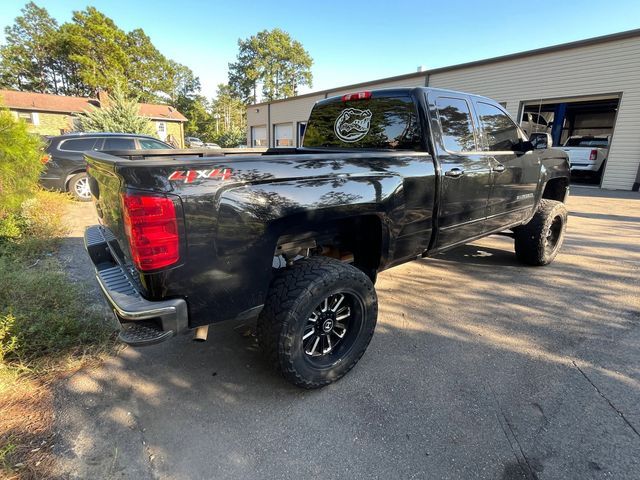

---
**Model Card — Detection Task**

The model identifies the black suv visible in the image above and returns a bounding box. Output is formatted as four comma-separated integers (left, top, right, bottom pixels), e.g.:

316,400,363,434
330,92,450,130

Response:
41,133,173,201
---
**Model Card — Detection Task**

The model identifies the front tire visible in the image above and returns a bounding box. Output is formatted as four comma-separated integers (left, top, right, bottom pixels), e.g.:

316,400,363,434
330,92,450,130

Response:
257,256,378,389
514,199,568,266
67,172,91,202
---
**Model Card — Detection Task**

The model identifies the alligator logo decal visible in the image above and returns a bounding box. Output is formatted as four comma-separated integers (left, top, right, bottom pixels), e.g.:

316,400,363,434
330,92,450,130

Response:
334,108,372,143
168,168,232,184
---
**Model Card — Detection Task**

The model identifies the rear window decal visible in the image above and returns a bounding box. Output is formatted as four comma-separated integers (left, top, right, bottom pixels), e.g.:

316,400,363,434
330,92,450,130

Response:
334,108,372,143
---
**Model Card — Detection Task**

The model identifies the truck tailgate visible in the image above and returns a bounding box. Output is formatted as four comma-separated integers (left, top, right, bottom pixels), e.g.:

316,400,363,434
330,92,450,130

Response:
559,147,590,164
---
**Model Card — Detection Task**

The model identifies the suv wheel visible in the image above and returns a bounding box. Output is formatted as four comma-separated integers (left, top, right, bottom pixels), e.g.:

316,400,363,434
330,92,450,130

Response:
68,172,91,202
257,256,378,389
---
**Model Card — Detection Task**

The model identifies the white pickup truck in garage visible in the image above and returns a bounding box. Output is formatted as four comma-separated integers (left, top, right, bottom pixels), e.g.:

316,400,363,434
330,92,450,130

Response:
560,135,610,178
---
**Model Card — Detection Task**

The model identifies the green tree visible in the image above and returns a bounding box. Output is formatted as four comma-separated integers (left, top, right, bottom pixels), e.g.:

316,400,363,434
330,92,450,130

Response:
126,29,174,103
182,95,211,139
210,84,246,134
166,60,201,109
228,28,313,104
0,2,60,93
212,127,246,148
0,3,204,132
76,86,154,135
59,7,129,96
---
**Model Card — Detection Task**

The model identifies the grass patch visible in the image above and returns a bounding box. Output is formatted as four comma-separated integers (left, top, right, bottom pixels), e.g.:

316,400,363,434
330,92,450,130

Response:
0,191,115,369
0,254,115,366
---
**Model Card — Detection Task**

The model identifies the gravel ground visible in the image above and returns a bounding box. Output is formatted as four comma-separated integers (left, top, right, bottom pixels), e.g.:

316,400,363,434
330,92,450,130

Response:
52,187,639,479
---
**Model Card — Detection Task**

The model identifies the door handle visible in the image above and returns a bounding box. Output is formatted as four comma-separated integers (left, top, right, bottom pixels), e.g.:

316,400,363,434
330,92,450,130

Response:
444,167,464,178
493,163,506,173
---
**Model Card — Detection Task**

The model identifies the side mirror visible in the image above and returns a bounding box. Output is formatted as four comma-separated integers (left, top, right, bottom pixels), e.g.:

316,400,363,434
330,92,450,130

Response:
530,132,553,149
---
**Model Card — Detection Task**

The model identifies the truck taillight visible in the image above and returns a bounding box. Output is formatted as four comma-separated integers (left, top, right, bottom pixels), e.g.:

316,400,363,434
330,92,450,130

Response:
121,193,180,271
341,91,372,102
589,149,598,161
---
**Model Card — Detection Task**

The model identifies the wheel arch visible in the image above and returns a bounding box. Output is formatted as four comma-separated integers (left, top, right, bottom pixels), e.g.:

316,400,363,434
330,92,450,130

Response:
271,212,389,277
64,169,87,190
541,176,570,203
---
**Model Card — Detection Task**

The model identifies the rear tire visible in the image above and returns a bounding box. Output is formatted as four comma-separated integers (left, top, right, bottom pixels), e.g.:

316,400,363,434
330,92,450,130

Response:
67,172,91,202
514,199,567,266
257,256,378,389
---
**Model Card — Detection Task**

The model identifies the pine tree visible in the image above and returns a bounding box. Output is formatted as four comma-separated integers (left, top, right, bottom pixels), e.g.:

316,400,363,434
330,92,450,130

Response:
76,86,154,135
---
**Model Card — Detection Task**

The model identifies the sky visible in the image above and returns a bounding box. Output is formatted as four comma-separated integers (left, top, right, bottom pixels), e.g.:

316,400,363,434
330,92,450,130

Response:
1,0,639,100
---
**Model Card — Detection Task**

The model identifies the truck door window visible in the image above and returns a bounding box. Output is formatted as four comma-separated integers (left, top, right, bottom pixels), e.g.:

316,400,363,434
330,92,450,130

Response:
434,97,477,152
476,102,521,151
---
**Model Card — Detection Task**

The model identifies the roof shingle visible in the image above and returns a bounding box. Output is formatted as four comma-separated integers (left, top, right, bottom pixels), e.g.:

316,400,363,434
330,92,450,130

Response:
0,89,187,122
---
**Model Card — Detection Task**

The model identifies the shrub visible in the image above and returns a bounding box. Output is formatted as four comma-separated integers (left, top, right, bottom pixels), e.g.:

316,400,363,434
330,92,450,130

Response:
212,127,246,148
18,190,68,239
0,107,44,224
76,85,155,135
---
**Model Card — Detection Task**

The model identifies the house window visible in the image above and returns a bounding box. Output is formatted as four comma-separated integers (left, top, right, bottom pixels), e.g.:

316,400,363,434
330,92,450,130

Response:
17,112,33,124
156,121,167,141
274,123,293,147
251,126,267,147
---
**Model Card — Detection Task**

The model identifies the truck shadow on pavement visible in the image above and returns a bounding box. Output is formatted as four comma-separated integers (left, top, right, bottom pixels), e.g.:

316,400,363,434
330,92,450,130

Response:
52,189,640,480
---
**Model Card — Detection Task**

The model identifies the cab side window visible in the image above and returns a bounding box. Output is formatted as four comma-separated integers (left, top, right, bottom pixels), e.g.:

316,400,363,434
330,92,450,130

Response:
476,102,521,151
435,97,477,152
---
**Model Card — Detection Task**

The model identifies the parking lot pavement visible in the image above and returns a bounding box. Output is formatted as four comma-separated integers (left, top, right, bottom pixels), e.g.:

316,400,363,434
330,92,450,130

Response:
53,187,639,479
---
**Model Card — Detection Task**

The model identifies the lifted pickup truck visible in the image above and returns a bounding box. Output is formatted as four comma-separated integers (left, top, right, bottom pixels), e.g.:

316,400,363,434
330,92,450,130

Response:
84,87,570,388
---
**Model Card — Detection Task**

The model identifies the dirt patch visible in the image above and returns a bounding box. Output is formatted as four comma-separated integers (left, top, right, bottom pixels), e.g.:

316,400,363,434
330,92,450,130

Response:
0,374,58,480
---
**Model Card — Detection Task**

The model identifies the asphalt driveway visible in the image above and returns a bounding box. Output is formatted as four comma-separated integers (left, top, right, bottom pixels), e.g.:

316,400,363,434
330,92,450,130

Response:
53,187,640,479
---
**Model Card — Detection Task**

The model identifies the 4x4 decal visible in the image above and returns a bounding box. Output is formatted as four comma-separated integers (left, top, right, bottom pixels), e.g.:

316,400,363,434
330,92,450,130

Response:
168,168,232,184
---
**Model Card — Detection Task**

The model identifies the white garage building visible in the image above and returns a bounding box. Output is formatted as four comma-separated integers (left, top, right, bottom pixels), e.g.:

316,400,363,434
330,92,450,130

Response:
246,29,640,191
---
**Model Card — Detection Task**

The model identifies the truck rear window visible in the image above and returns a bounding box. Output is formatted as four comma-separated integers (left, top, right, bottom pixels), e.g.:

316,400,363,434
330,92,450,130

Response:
565,137,609,147
303,95,422,150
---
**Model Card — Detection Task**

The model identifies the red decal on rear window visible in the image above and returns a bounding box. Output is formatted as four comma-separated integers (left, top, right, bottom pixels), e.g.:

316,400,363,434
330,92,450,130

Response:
168,168,232,184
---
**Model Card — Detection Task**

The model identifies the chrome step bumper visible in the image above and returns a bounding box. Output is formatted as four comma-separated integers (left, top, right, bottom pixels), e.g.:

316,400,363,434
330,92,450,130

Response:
84,225,188,346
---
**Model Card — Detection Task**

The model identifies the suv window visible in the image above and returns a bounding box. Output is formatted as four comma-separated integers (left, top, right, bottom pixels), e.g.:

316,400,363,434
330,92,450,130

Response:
58,137,99,152
303,95,422,150
139,138,170,149
435,97,477,152
476,102,521,151
102,137,136,150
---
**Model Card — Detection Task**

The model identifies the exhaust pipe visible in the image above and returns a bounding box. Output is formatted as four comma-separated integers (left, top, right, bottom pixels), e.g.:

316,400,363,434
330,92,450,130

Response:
193,325,209,342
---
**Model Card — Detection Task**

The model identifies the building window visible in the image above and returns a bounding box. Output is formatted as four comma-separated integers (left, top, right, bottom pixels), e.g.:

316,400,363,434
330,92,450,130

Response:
274,123,293,147
297,122,307,147
17,112,34,124
251,126,267,147
156,121,167,141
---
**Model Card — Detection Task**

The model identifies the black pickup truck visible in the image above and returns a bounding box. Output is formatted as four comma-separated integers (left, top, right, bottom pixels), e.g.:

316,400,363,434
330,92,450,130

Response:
84,87,570,388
